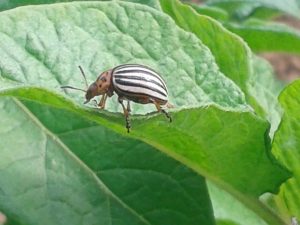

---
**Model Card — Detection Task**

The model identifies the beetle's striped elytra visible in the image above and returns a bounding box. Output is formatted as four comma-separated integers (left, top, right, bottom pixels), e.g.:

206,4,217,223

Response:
112,64,168,105
61,64,173,132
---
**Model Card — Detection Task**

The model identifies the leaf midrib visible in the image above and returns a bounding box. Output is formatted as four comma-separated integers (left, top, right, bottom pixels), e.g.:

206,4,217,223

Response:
12,97,152,225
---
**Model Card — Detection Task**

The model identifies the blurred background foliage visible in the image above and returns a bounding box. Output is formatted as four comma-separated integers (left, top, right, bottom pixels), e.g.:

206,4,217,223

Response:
185,0,300,81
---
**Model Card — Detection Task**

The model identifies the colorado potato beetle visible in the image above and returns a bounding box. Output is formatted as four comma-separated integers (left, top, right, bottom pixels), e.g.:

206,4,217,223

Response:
62,64,172,132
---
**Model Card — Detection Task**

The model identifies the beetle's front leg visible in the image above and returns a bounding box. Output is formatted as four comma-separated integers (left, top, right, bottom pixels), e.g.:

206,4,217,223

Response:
98,94,108,109
118,97,131,133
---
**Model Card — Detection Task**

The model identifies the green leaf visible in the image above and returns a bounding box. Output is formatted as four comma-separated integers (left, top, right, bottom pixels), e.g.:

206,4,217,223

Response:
0,0,162,11
270,79,300,220
0,0,46,11
188,4,229,21
191,1,300,55
225,19,300,54
248,56,286,137
159,0,253,103
0,87,290,225
208,182,268,225
0,1,247,112
157,0,286,138
205,0,300,20
2,87,290,198
121,0,162,9
0,95,215,225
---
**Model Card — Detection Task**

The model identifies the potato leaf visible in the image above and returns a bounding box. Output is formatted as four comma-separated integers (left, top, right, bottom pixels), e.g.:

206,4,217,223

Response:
271,80,300,220
225,19,300,55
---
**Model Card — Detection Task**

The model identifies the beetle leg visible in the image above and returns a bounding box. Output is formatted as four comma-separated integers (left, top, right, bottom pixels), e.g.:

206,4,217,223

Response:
162,108,172,122
127,100,131,113
152,100,172,122
98,94,107,109
118,97,131,133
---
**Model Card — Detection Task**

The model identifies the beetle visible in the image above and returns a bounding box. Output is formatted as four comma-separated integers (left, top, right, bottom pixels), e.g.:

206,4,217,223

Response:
61,64,172,132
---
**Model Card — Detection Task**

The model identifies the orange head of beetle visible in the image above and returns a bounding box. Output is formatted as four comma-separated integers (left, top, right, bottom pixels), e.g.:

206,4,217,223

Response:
84,70,112,104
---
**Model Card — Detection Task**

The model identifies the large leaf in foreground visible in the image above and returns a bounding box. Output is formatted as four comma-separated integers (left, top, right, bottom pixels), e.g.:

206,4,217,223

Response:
0,87,290,225
0,96,215,225
271,79,300,220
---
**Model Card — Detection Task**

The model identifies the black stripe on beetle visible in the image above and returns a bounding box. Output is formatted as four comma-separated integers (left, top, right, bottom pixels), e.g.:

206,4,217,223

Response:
114,64,168,89
61,64,173,132
114,78,167,97
113,74,166,91
114,69,167,90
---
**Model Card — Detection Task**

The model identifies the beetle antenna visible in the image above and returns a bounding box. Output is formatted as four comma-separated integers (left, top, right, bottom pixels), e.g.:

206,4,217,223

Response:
78,65,89,89
61,85,86,93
